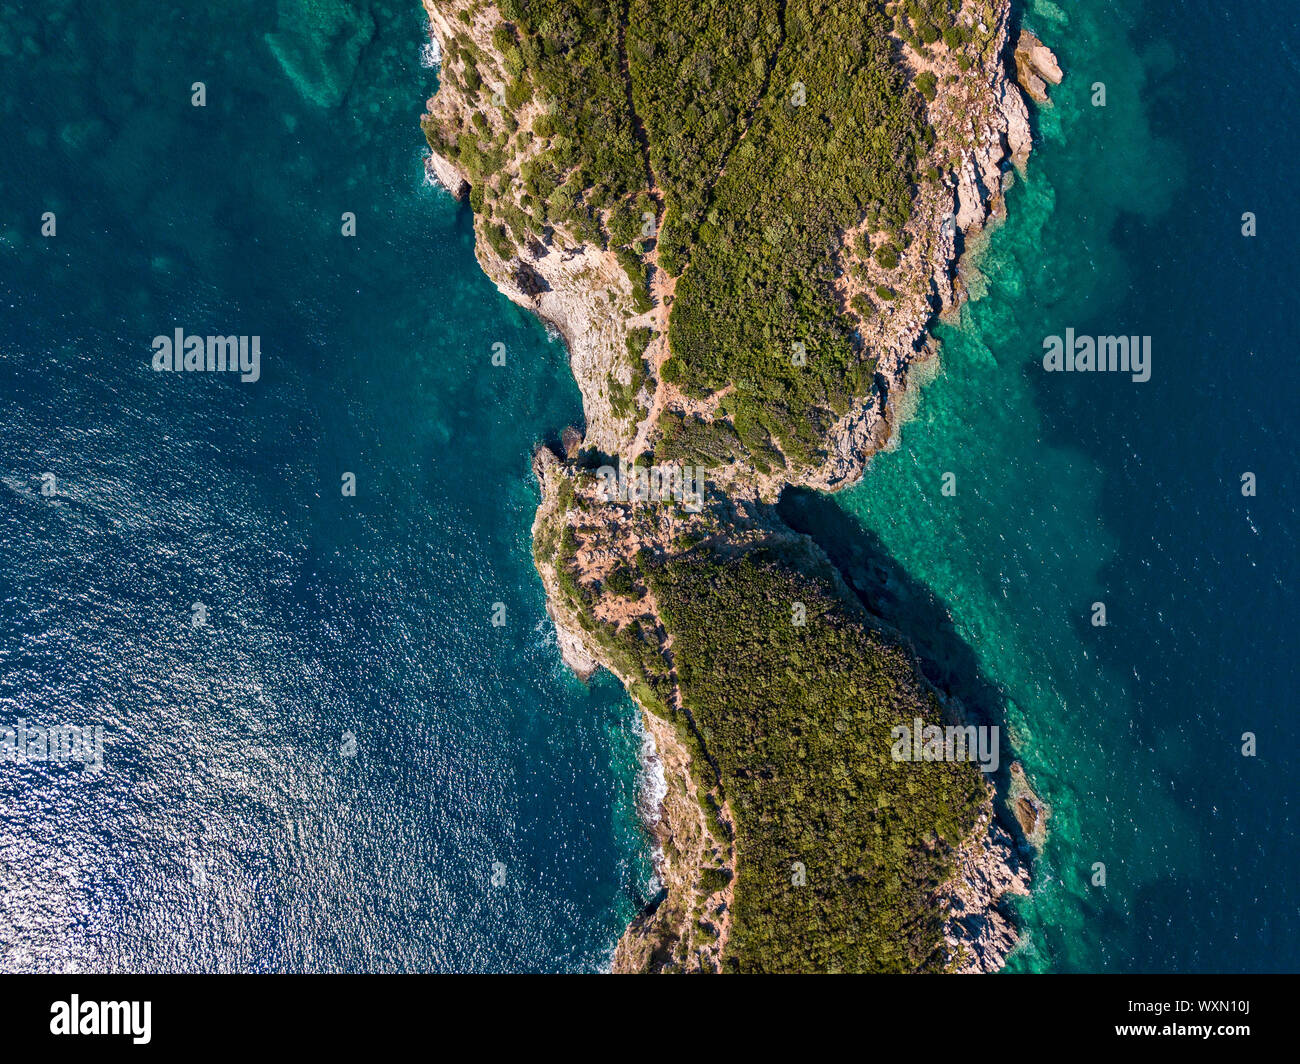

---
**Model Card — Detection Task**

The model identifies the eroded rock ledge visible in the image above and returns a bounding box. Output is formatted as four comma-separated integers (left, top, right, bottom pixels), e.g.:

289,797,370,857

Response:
943,812,1032,972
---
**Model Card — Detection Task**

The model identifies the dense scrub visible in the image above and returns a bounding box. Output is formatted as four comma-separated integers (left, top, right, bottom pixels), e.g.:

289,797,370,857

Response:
643,544,985,971
499,0,645,238
625,0,783,273
665,1,927,469
430,0,933,468
545,500,987,972
453,0,993,971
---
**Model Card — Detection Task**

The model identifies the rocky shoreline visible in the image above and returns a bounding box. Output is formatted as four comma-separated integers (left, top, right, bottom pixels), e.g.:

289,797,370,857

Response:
530,444,738,971
807,0,1035,492
943,810,1032,972
422,0,1059,973
423,0,1047,497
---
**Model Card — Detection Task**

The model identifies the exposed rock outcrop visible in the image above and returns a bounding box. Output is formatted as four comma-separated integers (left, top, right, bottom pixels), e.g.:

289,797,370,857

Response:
611,710,735,974
809,0,1034,491
424,150,468,199
419,0,644,458
943,809,1032,972
531,443,737,971
1009,759,1050,847
1014,29,1064,104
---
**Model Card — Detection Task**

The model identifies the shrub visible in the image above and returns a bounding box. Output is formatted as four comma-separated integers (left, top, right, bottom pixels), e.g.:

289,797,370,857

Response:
603,566,638,597
874,243,900,269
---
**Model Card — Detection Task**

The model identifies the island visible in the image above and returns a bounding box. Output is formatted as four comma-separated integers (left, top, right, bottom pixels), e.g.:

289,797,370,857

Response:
420,0,1057,973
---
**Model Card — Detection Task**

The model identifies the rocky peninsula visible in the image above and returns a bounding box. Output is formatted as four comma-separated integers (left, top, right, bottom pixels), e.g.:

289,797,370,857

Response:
421,0,1055,972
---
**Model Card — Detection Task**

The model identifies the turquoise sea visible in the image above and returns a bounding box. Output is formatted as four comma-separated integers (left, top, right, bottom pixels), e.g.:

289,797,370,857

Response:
787,0,1299,971
0,0,1295,971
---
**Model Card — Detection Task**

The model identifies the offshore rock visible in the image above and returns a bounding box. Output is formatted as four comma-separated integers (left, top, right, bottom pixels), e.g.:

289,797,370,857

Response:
1014,29,1064,104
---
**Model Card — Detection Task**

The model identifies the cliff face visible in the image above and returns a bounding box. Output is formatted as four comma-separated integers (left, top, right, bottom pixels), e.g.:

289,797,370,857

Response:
420,0,646,459
423,0,1059,973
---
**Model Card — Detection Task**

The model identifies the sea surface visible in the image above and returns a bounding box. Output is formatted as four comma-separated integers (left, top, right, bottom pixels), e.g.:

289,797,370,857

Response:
0,0,651,972
0,0,1295,972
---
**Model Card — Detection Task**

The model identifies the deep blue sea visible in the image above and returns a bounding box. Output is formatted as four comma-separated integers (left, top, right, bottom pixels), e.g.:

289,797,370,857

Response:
1,0,1295,972
0,0,651,972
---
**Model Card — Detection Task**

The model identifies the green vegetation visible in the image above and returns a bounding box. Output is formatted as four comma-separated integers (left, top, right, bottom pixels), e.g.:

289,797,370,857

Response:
615,246,654,313
644,543,985,971
661,1,928,470
625,0,783,274
609,325,653,420
603,564,639,597
894,0,966,54
547,519,986,972
430,1,938,473
654,409,743,467
448,1,997,971
626,325,653,362
498,0,645,239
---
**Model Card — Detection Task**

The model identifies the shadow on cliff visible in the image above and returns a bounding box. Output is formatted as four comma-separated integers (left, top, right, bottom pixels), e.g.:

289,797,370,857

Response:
775,485,1031,850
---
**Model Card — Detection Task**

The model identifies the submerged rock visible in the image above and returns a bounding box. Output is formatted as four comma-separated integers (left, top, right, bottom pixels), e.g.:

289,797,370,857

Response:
1009,760,1050,847
265,0,375,109
560,426,583,459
